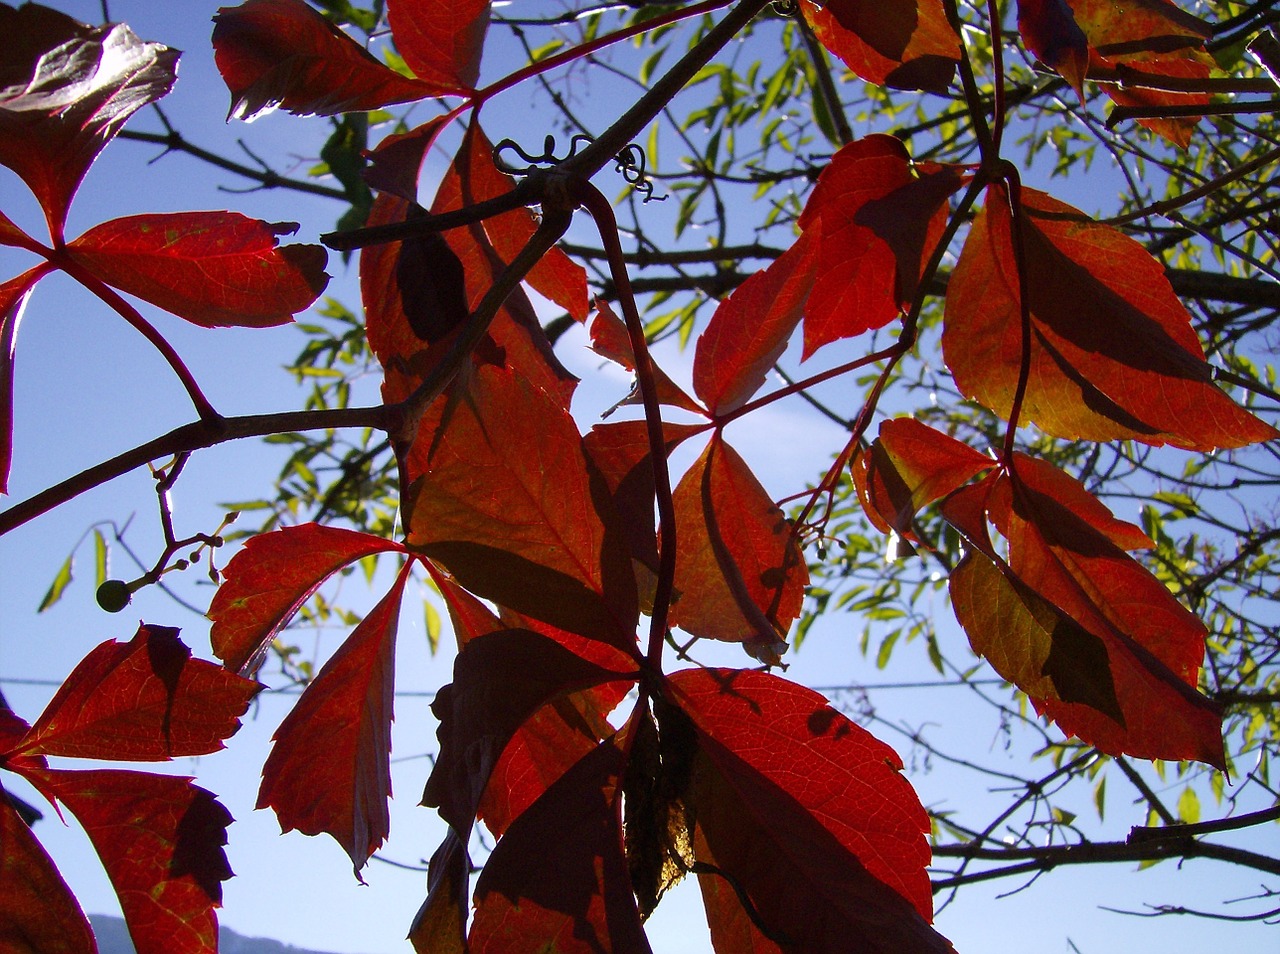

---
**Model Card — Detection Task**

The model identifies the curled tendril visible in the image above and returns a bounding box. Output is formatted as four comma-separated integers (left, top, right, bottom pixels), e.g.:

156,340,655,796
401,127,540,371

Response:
493,134,594,174
771,0,800,16
614,144,666,203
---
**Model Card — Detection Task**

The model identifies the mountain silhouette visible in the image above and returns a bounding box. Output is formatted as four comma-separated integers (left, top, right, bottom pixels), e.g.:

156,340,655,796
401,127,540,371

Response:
88,915,373,954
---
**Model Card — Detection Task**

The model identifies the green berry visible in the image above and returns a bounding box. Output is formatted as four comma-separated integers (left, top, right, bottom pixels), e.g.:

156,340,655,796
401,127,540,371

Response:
96,579,132,613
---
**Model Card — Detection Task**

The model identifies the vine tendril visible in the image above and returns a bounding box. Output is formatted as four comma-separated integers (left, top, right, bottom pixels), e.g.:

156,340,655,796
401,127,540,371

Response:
492,135,666,202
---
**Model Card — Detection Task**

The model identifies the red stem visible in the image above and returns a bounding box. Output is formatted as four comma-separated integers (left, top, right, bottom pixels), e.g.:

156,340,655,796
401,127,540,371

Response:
986,0,1006,152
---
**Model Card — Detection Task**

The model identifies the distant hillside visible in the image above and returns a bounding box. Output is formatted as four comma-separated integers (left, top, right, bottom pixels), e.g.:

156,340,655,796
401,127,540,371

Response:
88,915,372,954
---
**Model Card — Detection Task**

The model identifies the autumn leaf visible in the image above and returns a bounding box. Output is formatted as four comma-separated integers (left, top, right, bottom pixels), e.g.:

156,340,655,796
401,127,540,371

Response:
692,228,816,414
257,563,411,877
943,183,1279,450
408,832,469,954
797,135,963,358
852,417,994,540
14,625,259,762
422,627,636,837
212,0,447,122
1016,0,1091,93
0,795,97,954
589,300,704,415
404,362,638,646
668,668,952,953
803,0,960,93
21,767,233,954
670,435,808,656
67,212,328,328
363,115,449,202
468,735,653,954
0,4,178,235
943,459,1225,767
444,121,589,324
0,266,45,494
386,0,491,91
207,523,405,674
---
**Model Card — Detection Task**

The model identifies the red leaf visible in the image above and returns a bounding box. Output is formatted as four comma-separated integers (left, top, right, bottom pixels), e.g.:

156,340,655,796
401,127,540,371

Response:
943,461,1225,766
1073,0,1212,146
257,563,410,876
1016,0,1090,93
23,768,233,954
0,5,178,235
468,735,653,954
212,0,446,122
803,0,960,93
67,213,328,328
943,184,1279,450
404,362,638,646
14,625,259,762
669,669,952,952
692,228,816,414
445,122,589,324
387,0,491,91
0,796,97,954
670,435,808,656
363,115,449,202
422,627,636,836
796,136,963,358
0,266,44,494
584,419,705,589
208,523,404,674
589,300,704,415
852,417,994,540
694,824,781,954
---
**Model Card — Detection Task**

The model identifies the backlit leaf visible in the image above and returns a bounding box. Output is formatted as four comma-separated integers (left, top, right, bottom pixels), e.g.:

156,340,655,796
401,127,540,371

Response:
796,136,963,358
422,626,636,836
1016,0,1090,93
589,300,704,414
0,797,97,954
68,212,328,328
408,832,469,954
669,668,951,952
803,0,960,93
16,624,260,762
852,417,994,540
943,184,1279,450
363,115,449,202
0,266,42,494
468,735,653,954
386,0,491,91
944,462,1225,767
212,0,446,122
404,362,638,646
37,553,73,612
670,435,808,654
22,768,232,954
693,228,816,414
0,4,178,235
208,523,404,674
257,563,411,876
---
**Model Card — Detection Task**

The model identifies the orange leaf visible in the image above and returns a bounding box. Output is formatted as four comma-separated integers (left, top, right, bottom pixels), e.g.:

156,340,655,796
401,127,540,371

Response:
944,461,1225,767
944,184,1278,449
257,564,411,876
802,0,960,93
405,363,638,646
670,436,808,655
386,0,490,90
852,417,994,540
589,300,704,414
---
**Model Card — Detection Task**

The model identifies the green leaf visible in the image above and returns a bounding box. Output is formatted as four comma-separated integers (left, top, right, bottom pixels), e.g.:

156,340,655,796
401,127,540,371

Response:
93,529,108,587
38,553,74,612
